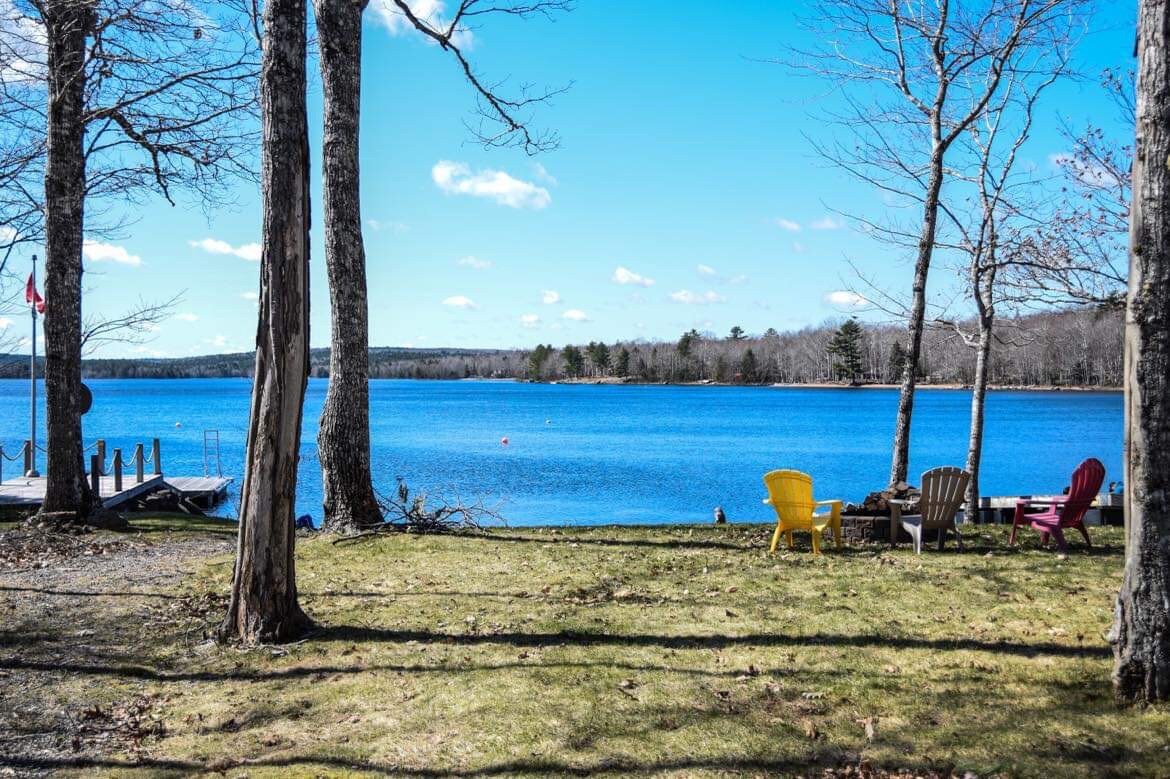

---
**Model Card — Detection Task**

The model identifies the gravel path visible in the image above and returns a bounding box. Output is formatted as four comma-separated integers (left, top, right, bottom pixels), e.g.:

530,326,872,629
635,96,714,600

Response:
0,527,232,776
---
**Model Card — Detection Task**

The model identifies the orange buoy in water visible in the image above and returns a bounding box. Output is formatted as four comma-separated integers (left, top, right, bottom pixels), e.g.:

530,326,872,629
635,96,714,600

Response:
500,437,509,446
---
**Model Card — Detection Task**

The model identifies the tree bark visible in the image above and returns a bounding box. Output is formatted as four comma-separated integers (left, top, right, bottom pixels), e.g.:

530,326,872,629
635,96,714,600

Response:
220,0,313,645
1111,0,1170,705
39,0,94,520
314,0,382,533
889,153,945,486
964,317,993,518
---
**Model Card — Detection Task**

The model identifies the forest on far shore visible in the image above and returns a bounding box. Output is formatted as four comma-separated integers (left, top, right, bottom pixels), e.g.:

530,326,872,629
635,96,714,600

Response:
1,305,1121,388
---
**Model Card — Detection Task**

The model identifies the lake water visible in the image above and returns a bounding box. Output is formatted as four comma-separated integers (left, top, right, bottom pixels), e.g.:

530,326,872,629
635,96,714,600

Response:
0,378,1123,526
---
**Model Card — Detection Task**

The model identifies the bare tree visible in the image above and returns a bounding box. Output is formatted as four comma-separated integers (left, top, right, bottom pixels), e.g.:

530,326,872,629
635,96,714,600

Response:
312,0,568,532
312,0,382,533
2,0,260,521
221,0,313,645
80,294,179,354
1006,69,1132,308
795,0,1088,486
1110,0,1170,705
934,61,1065,519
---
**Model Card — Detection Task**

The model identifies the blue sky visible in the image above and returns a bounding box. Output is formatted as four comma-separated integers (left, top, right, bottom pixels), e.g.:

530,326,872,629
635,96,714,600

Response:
9,0,1137,357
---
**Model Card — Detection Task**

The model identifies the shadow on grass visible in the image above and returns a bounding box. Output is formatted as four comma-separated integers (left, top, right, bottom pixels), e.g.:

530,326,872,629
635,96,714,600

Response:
0,753,865,777
311,625,1111,659
467,530,760,552
0,585,181,600
119,515,237,536
0,655,840,684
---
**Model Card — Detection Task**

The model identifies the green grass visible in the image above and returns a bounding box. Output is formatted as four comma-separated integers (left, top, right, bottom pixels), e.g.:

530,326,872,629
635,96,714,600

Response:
18,521,1170,777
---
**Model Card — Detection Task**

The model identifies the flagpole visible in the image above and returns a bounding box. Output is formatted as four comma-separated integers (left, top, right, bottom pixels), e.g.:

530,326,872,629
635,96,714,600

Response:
27,254,39,478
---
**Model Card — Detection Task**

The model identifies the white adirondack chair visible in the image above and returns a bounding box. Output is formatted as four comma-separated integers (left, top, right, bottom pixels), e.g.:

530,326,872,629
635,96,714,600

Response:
889,466,971,553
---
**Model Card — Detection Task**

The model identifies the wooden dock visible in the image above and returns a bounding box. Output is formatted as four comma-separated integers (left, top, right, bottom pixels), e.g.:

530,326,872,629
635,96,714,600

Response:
163,476,233,509
0,474,165,509
1,436,233,513
0,474,233,511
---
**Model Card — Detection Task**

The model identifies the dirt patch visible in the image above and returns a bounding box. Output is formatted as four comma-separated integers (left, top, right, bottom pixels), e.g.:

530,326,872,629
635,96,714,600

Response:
0,526,232,775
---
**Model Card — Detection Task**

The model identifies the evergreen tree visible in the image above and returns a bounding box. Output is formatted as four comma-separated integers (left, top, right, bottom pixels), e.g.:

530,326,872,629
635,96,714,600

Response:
527,344,553,379
887,340,907,382
676,328,699,358
729,325,746,340
585,341,611,375
562,345,584,377
827,318,865,382
738,347,759,383
614,346,631,377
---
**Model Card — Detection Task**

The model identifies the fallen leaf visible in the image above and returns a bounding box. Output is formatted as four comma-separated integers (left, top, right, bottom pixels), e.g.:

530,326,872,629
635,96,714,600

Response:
857,716,876,741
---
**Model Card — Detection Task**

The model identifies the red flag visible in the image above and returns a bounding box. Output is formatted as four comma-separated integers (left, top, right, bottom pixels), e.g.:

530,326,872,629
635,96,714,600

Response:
25,273,44,314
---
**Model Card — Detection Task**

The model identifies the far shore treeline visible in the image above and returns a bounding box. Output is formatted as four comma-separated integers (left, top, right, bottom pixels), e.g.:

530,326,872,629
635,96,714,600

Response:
2,306,1121,387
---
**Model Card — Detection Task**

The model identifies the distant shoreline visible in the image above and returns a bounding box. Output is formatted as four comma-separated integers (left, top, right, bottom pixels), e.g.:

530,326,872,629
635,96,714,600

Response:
546,377,1122,392
0,374,1122,392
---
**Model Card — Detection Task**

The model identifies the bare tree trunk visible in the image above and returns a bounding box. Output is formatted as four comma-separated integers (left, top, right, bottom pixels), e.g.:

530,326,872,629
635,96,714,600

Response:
314,0,381,533
964,319,993,518
1111,0,1170,705
39,1,94,520
221,0,312,645
890,156,944,486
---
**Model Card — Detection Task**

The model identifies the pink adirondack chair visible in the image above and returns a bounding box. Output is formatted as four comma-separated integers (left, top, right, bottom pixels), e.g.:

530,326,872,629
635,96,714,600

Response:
1009,458,1105,554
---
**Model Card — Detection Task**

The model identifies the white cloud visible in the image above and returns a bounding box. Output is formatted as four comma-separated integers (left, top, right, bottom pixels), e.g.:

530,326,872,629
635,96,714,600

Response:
456,255,493,270
612,266,654,287
371,0,472,47
0,316,11,329
562,309,589,322
532,162,558,185
367,218,409,234
206,334,229,348
175,313,199,322
0,3,46,83
670,290,726,305
810,216,843,230
241,291,258,301
190,238,261,262
696,264,717,276
520,313,540,328
541,290,561,305
443,295,477,310
792,242,806,253
774,218,801,232
83,240,142,267
729,274,748,285
432,160,551,209
824,290,868,308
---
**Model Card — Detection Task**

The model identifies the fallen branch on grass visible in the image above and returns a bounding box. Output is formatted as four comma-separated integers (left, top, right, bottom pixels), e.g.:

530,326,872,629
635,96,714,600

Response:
332,480,505,544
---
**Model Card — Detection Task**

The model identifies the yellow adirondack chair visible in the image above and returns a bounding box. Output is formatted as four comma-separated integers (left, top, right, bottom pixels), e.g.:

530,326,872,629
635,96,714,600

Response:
761,470,844,554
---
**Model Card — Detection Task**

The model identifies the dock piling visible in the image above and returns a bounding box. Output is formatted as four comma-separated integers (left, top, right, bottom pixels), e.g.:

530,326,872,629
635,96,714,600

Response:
22,440,31,475
89,455,100,497
112,449,123,493
133,443,144,484
96,440,106,476
151,438,162,476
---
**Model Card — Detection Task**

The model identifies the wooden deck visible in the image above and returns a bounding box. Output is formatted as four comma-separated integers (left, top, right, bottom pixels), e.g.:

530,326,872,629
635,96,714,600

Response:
0,474,166,510
164,476,233,509
0,474,233,511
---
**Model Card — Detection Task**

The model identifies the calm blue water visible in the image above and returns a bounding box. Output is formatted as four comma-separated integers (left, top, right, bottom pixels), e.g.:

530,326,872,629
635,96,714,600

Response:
0,378,1123,526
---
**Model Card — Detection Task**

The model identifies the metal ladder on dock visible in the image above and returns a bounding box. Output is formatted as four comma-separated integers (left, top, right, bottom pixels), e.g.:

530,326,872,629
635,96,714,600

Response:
203,430,222,477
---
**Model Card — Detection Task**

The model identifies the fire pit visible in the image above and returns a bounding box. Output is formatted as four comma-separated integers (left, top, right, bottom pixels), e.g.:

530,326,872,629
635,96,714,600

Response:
839,482,925,544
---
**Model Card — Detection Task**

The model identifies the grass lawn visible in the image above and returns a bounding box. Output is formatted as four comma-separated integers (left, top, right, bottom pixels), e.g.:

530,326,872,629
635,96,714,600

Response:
4,518,1169,777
